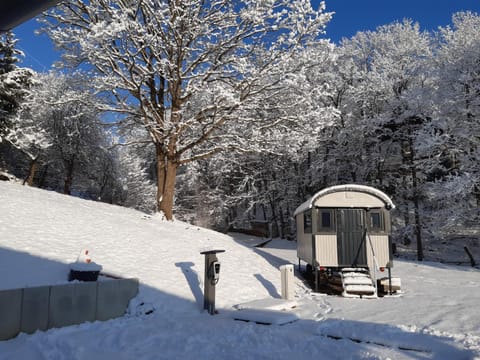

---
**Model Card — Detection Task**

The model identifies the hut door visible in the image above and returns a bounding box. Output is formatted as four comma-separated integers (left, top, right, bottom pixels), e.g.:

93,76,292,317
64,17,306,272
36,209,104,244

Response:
336,209,367,267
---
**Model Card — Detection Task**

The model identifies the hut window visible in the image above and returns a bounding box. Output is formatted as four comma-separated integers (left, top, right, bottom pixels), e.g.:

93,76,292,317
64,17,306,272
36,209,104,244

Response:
304,213,312,233
317,209,335,232
321,211,331,228
368,211,384,232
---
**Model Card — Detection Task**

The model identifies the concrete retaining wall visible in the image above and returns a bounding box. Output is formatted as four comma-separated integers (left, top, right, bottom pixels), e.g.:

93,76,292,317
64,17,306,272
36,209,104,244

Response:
0,278,138,341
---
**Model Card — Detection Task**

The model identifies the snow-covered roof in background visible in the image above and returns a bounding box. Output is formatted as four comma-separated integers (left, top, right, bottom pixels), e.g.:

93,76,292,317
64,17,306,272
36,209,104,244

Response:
294,184,395,216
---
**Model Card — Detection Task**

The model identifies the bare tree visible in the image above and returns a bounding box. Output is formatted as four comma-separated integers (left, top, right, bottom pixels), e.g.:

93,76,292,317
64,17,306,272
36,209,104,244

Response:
42,0,332,219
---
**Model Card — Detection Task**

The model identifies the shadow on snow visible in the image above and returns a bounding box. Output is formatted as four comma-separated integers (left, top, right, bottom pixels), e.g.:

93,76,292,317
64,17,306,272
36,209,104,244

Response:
0,247,475,360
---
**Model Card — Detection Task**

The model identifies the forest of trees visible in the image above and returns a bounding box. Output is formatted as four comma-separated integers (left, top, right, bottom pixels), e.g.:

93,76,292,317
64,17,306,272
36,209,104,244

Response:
0,1,479,260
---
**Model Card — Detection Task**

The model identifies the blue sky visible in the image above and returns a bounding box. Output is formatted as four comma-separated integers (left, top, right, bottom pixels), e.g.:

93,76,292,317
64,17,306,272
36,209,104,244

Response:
322,0,480,41
13,0,480,72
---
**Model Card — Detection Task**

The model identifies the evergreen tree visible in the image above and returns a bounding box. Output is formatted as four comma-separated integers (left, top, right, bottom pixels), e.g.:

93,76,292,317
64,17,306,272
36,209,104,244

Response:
0,31,32,142
0,31,35,175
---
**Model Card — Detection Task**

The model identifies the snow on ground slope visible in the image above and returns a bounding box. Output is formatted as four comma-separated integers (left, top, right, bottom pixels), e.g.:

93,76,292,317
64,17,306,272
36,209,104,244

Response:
0,181,479,359
0,181,284,312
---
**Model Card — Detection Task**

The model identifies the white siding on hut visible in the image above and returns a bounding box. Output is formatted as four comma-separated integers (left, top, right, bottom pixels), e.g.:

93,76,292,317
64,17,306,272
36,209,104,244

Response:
296,214,313,264
366,234,390,269
315,234,338,267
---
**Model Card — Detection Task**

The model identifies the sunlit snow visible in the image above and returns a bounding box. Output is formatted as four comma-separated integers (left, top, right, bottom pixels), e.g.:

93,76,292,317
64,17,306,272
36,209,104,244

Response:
0,181,478,359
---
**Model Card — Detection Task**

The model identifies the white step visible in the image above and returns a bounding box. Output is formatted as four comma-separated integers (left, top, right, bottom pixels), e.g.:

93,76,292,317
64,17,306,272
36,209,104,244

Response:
342,267,369,273
341,268,377,298
344,284,376,294
342,272,370,278
343,276,374,286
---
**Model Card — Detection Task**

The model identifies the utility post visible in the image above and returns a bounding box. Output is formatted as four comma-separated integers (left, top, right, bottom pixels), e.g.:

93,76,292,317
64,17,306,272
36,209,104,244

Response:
200,249,225,315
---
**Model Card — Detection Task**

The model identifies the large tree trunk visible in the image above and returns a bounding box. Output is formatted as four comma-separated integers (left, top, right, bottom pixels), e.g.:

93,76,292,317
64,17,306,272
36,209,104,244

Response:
24,156,39,186
38,164,49,189
156,145,178,220
408,133,424,261
63,157,75,195
413,193,423,261
411,162,424,261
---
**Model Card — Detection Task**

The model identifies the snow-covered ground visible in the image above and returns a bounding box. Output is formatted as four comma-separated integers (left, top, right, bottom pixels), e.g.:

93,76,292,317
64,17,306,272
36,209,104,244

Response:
0,181,478,359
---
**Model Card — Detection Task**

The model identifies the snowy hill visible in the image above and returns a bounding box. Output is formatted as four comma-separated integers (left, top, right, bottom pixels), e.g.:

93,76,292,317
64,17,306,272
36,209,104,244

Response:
0,181,479,359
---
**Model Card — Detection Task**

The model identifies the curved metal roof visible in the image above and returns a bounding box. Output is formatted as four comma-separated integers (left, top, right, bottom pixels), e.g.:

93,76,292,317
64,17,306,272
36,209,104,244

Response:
293,184,395,216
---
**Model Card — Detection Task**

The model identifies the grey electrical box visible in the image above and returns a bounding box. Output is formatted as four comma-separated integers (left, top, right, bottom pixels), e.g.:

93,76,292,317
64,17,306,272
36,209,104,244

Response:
200,249,225,315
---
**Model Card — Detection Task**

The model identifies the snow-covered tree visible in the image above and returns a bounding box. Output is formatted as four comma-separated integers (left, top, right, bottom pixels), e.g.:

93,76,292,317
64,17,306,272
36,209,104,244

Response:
42,0,333,220
34,72,111,195
174,41,338,232
6,70,118,195
0,31,20,136
0,31,34,153
427,11,480,232
118,138,157,213
5,78,50,185
316,21,434,260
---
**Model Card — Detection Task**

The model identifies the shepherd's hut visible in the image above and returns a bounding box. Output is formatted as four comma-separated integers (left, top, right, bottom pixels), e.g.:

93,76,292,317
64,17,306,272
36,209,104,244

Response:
294,184,400,297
